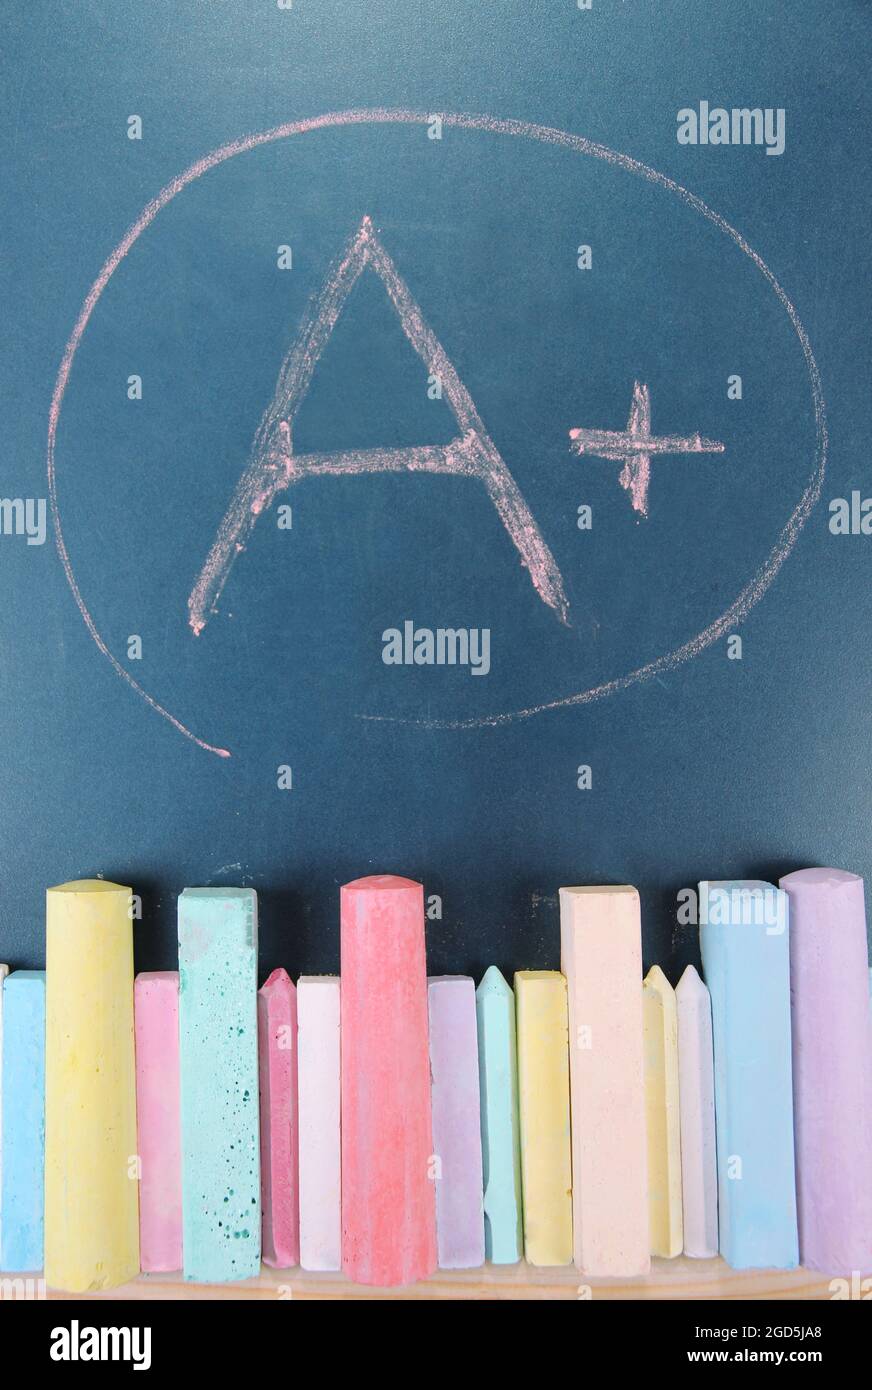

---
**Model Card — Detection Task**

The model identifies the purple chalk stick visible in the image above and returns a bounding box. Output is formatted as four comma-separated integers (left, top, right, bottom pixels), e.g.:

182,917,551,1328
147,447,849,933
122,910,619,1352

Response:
428,977,485,1269
780,867,872,1274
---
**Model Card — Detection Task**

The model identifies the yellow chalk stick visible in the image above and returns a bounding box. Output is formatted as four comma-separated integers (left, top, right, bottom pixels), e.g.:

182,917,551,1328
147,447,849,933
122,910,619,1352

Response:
514,971,573,1266
643,965,683,1258
45,880,140,1291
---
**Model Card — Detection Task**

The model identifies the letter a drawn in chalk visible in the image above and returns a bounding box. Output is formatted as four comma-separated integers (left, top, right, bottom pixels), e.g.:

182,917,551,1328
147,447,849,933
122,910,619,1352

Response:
187,216,569,635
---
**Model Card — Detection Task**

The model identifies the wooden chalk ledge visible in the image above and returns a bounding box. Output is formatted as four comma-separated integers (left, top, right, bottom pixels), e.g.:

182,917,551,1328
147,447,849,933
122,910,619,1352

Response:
43,1258,857,1301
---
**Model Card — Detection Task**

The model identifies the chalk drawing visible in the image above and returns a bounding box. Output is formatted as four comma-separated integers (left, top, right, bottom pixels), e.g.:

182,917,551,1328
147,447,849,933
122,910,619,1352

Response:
570,381,724,519
187,215,569,637
47,110,827,753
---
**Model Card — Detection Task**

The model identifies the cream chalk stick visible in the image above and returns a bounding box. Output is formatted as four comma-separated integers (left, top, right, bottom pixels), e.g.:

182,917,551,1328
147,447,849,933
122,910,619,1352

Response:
559,886,649,1275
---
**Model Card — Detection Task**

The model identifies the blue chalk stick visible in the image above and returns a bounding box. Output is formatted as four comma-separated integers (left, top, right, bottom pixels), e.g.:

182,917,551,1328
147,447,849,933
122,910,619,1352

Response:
475,966,523,1264
0,971,46,1273
699,881,798,1270
178,889,261,1282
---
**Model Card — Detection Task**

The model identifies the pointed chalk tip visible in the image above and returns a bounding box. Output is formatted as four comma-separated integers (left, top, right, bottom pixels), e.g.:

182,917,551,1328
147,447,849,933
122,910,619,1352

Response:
676,963,708,998
259,966,294,995
476,964,512,999
643,963,675,996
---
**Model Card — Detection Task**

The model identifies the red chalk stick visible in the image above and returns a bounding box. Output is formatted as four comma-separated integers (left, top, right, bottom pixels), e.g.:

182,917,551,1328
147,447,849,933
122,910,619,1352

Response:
340,875,437,1286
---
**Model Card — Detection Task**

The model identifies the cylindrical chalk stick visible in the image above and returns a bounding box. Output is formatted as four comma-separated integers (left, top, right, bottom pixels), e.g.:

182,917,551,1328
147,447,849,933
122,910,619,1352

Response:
45,880,140,1291
341,875,436,1286
780,867,872,1273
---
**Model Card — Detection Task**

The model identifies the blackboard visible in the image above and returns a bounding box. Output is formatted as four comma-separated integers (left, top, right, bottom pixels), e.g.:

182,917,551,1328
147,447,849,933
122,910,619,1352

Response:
2,1,870,984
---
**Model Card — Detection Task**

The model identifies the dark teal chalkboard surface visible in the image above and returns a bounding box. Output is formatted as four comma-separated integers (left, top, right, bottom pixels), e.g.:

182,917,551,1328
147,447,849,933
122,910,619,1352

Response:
1,1,870,981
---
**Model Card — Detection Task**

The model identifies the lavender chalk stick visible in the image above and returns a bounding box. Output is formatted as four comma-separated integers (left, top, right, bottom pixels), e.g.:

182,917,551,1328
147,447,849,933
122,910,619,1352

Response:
428,977,485,1268
780,868,872,1273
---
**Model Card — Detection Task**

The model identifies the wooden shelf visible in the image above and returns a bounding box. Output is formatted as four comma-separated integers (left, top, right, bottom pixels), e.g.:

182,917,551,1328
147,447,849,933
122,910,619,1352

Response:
43,1258,852,1301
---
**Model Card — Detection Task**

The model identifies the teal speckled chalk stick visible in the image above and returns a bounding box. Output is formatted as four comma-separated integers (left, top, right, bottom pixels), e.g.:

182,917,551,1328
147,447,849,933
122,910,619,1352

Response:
179,888,261,1282
699,881,798,1271
475,967,523,1264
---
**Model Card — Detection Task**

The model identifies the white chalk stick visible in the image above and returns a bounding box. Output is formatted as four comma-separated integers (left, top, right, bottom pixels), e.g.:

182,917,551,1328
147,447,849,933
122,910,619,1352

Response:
676,965,718,1258
298,976,341,1272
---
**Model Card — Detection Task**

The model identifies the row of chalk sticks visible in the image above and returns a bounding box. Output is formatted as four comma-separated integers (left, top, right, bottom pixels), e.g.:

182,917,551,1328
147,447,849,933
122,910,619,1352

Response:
0,867,871,1289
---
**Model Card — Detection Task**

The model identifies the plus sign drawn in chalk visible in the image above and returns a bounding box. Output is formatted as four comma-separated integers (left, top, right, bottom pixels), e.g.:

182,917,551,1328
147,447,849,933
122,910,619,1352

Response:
569,381,725,518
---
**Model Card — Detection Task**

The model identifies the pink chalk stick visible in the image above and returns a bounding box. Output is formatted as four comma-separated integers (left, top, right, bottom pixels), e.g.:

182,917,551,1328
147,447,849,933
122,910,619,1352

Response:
134,972,183,1273
780,868,872,1273
428,977,485,1268
257,968,299,1269
341,875,437,1286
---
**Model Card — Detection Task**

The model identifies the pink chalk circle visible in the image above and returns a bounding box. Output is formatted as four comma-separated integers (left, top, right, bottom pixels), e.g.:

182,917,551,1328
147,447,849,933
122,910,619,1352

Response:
47,110,827,752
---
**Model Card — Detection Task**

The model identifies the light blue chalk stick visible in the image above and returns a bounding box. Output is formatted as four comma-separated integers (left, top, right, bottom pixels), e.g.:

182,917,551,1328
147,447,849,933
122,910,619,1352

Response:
178,888,260,1282
475,966,523,1264
0,971,45,1273
699,881,798,1270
